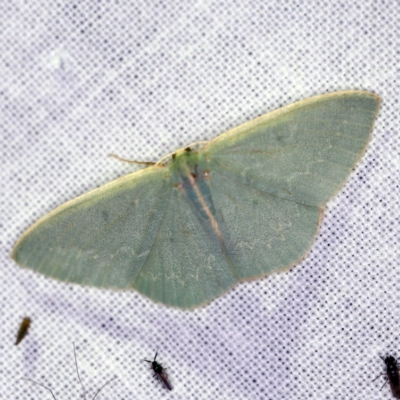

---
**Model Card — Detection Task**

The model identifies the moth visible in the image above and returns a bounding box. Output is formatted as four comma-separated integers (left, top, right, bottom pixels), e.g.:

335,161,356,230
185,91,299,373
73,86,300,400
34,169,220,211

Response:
11,91,380,309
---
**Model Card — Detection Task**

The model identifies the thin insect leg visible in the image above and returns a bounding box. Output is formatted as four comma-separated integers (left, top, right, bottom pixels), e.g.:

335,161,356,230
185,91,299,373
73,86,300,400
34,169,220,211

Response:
22,378,57,400
154,351,158,362
372,372,384,382
73,343,87,400
380,377,389,390
92,376,117,400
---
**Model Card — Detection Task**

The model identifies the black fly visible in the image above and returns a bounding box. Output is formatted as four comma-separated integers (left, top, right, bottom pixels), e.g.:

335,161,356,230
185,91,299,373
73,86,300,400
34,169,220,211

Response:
373,355,400,398
144,351,172,391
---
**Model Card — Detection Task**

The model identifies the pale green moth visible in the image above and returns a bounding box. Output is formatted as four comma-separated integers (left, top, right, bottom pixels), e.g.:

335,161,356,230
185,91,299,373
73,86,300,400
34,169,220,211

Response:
11,91,380,309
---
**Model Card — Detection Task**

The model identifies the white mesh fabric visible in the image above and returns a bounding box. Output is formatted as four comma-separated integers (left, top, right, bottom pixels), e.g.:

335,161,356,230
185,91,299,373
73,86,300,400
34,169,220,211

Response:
2,1,400,399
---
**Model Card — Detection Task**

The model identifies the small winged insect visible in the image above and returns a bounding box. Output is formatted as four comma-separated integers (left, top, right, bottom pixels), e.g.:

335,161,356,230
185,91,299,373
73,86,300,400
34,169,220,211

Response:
144,351,172,391
23,344,116,399
15,317,31,345
373,355,400,398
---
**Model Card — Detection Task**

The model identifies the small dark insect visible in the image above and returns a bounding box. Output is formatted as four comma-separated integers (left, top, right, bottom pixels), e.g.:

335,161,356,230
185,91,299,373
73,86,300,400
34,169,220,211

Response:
373,355,400,398
143,351,172,391
15,317,31,345
23,343,116,399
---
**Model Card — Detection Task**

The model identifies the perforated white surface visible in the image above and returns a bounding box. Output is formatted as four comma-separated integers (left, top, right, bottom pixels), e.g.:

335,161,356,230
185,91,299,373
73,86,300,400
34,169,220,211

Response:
2,1,400,399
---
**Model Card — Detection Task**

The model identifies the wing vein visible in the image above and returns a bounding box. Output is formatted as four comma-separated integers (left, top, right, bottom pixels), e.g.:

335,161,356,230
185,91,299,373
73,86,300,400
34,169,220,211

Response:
181,186,239,282
212,162,326,208
133,186,174,290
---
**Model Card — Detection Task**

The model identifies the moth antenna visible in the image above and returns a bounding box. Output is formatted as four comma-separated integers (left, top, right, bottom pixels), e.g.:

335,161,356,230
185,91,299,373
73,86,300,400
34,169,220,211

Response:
92,376,117,400
109,153,157,166
73,342,87,400
22,378,57,400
